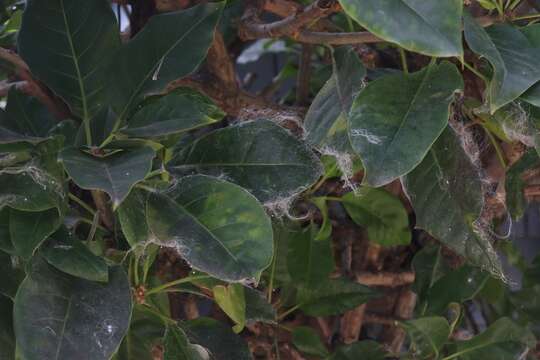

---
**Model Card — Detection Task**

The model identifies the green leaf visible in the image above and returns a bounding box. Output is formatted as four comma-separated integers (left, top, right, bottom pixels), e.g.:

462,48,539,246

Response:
180,317,252,360
292,326,329,358
115,305,165,360
401,127,502,276
18,0,121,142
0,251,24,299
401,317,450,359
59,147,155,209
122,89,225,138
311,197,332,240
411,245,449,304
163,325,206,360
169,120,322,203
298,278,378,316
0,88,55,145
327,340,386,360
424,266,489,315
14,260,132,360
0,295,14,360
146,175,273,282
522,82,540,107
464,14,540,113
287,224,334,288
0,209,11,253
348,61,463,186
244,287,276,324
106,2,224,122
118,189,150,247
41,227,108,282
450,317,535,360
10,207,61,259
213,283,246,333
341,188,411,246
338,0,463,57
304,46,366,152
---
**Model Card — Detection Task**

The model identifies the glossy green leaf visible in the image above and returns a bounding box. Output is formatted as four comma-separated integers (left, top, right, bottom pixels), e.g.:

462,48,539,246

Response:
213,283,246,333
292,326,329,358
424,266,489,315
147,175,273,282
14,260,132,360
287,224,334,288
341,188,411,246
122,89,225,138
401,127,502,276
169,120,322,202
41,227,108,282
10,207,61,259
107,2,224,121
505,149,540,220
181,317,252,360
450,317,535,360
59,147,155,209
401,317,450,359
115,305,165,360
348,62,463,186
18,0,120,134
464,15,540,113
118,189,150,247
304,46,366,152
339,0,463,57
0,251,24,299
298,278,378,316
0,295,14,360
163,325,206,360
327,340,386,360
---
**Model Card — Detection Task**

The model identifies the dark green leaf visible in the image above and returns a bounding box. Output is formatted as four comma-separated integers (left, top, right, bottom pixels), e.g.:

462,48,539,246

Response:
298,278,378,316
107,2,224,121
424,266,489,315
411,245,449,304
181,317,252,360
146,175,273,282
401,317,450,359
402,127,502,276
14,260,132,360
327,340,386,360
59,147,155,209
464,14,540,113
10,207,61,259
115,305,166,360
118,189,150,247
341,188,411,246
18,0,120,134
348,62,463,186
244,287,276,324
292,326,329,358
450,317,535,360
169,120,322,203
0,250,24,299
339,0,463,57
304,46,366,152
287,224,334,288
41,227,108,282
0,295,14,360
123,89,225,138
164,325,206,360
0,209,11,253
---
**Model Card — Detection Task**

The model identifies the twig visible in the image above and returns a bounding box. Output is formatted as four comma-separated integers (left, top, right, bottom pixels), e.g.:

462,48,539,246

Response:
239,0,340,40
355,271,415,287
296,44,312,106
90,190,115,230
